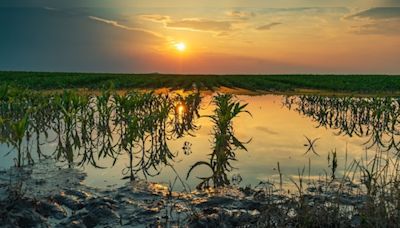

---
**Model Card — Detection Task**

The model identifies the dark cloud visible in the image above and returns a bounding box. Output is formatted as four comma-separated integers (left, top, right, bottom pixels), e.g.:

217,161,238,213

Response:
347,7,400,20
256,22,282,30
0,7,164,72
351,21,400,35
347,7,400,36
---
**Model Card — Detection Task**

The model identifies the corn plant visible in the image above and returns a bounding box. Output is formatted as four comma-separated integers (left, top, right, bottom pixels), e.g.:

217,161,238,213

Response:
0,86,201,181
187,93,250,188
114,91,201,180
9,115,29,167
283,95,400,153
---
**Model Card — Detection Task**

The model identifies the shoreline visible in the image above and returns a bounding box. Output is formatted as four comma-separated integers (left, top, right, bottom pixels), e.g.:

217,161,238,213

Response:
0,159,367,227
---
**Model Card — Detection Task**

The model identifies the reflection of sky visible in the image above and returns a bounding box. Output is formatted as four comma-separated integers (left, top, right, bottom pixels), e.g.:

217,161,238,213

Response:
1,0,400,74
1,95,393,190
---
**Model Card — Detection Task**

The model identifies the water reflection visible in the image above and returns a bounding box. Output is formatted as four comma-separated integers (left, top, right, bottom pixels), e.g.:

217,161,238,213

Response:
1,87,400,190
0,88,201,182
283,95,400,154
303,136,320,155
186,94,250,188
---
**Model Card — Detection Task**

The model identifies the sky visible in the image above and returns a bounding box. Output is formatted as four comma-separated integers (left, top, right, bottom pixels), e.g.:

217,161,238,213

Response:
1,0,400,74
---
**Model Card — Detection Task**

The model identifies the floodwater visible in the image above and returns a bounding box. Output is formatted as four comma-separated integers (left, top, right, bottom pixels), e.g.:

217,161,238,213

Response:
1,94,399,191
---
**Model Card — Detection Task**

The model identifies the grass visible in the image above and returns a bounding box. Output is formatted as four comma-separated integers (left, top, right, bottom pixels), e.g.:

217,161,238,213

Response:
252,146,400,227
1,71,400,94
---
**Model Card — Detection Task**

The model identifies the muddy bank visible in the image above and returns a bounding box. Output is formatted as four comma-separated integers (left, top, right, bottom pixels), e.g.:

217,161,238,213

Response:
0,161,266,227
0,160,370,227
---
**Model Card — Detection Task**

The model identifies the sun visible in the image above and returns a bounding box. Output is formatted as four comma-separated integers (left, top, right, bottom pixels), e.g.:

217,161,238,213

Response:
175,42,186,52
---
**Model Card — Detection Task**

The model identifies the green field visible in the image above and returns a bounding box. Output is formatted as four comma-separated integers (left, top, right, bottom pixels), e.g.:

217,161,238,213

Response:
1,71,400,94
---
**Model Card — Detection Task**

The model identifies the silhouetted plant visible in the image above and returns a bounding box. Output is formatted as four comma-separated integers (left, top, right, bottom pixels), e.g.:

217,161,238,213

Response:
113,91,201,180
0,87,201,180
328,149,338,180
187,93,250,188
9,115,29,167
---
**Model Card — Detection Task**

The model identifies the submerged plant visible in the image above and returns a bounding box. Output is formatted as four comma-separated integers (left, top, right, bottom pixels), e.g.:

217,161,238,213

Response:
187,93,250,188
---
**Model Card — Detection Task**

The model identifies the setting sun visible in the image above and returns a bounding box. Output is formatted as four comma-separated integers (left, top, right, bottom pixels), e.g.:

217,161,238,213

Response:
2,1,400,227
175,42,186,52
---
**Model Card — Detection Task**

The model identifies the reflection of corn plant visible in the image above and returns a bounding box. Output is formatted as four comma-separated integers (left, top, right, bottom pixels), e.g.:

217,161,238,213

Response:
29,96,53,160
115,91,149,180
0,86,37,167
95,89,116,161
53,91,81,167
172,92,201,138
0,87,201,181
114,91,201,181
283,95,400,153
328,149,338,180
187,94,250,188
9,115,29,167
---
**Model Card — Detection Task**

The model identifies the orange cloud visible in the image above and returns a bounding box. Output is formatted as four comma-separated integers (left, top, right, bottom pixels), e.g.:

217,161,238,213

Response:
139,14,170,23
89,16,163,38
166,19,234,32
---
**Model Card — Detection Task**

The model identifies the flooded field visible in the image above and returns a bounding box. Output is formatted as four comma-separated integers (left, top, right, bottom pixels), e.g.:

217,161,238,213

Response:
1,87,399,226
73,94,399,191
1,89,399,190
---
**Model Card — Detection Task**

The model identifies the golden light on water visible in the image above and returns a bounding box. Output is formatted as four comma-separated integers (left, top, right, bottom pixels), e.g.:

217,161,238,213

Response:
176,103,186,123
177,104,185,115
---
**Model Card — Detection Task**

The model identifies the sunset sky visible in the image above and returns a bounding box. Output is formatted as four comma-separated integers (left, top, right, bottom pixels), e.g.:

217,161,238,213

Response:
1,0,400,74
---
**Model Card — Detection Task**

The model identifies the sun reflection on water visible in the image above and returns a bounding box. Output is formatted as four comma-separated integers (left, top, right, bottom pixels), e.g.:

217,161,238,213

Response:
176,103,186,123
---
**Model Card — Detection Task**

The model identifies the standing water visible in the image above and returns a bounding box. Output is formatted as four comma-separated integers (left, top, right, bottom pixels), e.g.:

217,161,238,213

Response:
1,90,398,191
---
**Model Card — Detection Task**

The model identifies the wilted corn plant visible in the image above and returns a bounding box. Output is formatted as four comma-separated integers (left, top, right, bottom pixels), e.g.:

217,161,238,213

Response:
0,86,201,178
114,91,201,181
0,86,35,167
0,87,108,168
9,115,29,167
28,93,56,160
145,91,201,174
52,91,85,167
171,92,201,138
187,93,250,188
283,95,400,152
115,91,154,180
95,89,117,163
